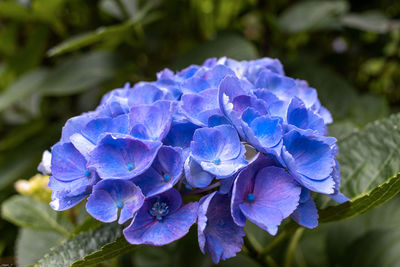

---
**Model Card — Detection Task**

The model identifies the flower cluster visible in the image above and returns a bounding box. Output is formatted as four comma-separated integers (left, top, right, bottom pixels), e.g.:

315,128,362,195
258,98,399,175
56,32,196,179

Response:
39,57,348,263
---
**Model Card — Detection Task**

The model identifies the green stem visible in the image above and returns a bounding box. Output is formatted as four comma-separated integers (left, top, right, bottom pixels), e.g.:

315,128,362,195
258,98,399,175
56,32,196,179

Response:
259,221,299,258
284,227,304,267
245,231,263,254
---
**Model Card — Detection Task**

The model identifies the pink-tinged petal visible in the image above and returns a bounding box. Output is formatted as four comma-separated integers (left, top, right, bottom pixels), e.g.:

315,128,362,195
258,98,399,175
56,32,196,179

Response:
239,166,301,235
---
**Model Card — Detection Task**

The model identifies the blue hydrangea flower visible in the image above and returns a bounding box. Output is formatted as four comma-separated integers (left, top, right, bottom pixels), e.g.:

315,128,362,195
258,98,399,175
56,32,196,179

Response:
134,146,183,197
88,134,161,179
231,153,302,235
198,192,245,264
123,189,198,246
43,56,347,263
189,125,247,178
86,179,144,224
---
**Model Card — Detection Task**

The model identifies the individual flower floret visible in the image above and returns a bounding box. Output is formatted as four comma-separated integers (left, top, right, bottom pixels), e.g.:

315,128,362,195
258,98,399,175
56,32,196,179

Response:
180,89,221,127
231,153,301,235
198,192,245,264
49,142,98,210
281,130,337,194
189,125,248,178
123,188,198,246
88,134,161,179
129,101,174,141
86,179,144,224
134,146,183,197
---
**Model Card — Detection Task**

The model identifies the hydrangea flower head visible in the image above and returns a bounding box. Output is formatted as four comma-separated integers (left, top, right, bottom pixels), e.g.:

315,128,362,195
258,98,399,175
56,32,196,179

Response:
40,56,348,263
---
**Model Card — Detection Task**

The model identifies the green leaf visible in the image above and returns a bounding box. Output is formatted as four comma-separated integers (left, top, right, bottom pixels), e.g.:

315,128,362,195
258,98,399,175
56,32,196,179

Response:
16,228,64,267
278,1,349,33
173,33,259,70
72,216,103,235
319,173,400,222
40,51,120,96
317,113,400,222
1,195,70,236
341,12,400,34
0,1,35,21
338,113,400,198
0,69,48,112
35,223,137,267
47,5,155,57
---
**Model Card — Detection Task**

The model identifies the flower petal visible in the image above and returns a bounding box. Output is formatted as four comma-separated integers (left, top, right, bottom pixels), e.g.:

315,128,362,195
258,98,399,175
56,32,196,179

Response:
88,134,161,179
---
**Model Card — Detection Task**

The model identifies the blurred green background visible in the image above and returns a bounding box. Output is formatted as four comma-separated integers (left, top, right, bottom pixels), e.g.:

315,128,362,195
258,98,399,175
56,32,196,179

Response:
0,0,399,266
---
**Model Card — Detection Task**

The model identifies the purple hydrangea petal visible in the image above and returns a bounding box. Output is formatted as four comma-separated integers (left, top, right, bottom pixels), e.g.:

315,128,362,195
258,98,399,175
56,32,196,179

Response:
181,77,210,94
241,110,283,155
81,114,130,144
287,97,326,135
254,70,296,96
207,114,230,127
49,174,98,211
199,156,247,178
51,142,88,182
50,190,89,211
190,127,226,162
184,157,215,188
245,58,284,83
283,130,336,181
238,166,301,235
129,83,165,106
231,153,279,227
281,147,335,194
123,189,198,246
88,134,161,179
291,189,319,229
86,189,117,222
130,101,174,141
190,125,247,177
60,112,96,143
86,179,145,224
134,146,183,197
38,150,52,175
181,89,221,126
219,176,235,194
69,133,96,160
163,121,200,150
198,192,245,264
329,160,349,203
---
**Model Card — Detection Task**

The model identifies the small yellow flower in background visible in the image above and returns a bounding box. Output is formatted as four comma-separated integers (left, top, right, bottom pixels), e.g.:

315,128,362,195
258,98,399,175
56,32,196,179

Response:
15,174,51,203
